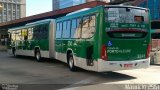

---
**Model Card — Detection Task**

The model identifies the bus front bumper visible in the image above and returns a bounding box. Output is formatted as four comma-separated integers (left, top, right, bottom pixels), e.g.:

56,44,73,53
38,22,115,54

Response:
97,58,150,72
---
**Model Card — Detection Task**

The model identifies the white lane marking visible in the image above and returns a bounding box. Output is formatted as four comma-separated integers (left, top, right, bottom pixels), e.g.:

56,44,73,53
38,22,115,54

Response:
59,77,97,90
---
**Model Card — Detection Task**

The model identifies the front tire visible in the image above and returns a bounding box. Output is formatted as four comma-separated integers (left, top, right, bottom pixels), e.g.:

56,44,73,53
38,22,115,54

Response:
35,50,42,62
68,54,76,71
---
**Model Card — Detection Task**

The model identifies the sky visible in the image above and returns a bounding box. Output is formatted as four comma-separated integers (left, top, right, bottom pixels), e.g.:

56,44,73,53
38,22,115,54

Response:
26,0,52,16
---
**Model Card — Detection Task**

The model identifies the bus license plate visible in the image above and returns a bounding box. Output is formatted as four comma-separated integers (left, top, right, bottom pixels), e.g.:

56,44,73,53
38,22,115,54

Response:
124,64,133,68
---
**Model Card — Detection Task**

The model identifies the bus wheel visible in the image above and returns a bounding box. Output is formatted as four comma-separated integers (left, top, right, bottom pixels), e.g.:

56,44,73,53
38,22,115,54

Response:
35,50,42,62
68,54,76,71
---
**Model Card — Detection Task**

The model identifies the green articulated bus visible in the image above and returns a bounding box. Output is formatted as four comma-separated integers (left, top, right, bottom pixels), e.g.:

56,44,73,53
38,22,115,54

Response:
8,5,151,72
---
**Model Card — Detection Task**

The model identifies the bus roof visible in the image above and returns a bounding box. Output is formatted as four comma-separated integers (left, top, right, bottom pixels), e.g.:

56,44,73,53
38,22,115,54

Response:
9,25,25,31
25,19,53,26
56,5,148,22
66,8,91,16
56,6,102,22
9,19,54,31
105,5,149,10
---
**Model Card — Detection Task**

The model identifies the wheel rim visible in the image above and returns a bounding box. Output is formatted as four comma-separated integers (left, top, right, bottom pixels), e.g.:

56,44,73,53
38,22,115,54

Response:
36,52,40,60
69,57,74,68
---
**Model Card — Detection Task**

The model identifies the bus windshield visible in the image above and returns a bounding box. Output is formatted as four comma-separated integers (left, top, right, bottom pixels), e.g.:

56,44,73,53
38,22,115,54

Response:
105,7,149,24
105,7,149,30
105,7,149,38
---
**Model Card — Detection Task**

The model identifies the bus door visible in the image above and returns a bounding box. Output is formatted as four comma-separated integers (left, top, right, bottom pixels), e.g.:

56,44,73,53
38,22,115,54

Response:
71,17,95,66
81,15,96,66
84,39,94,66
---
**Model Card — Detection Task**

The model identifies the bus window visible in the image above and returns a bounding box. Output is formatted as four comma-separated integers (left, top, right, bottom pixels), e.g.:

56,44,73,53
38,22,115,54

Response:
134,16,144,23
82,15,96,38
71,19,80,38
89,15,96,38
11,31,16,41
106,8,148,23
82,16,90,38
33,26,39,39
62,21,70,38
105,7,149,39
40,24,48,39
32,24,49,40
28,28,33,40
22,29,28,40
66,20,71,38
56,22,62,38
77,18,82,28
76,18,82,38
16,30,22,41
82,16,89,28
90,15,96,27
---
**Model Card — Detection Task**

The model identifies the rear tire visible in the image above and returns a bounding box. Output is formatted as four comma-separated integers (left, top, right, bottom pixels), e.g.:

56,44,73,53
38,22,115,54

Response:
35,50,42,62
68,54,76,71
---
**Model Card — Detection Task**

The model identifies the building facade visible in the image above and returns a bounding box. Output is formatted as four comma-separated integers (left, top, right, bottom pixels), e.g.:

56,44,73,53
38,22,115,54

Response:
134,0,160,21
52,0,109,10
0,0,26,46
109,0,160,21
0,0,26,23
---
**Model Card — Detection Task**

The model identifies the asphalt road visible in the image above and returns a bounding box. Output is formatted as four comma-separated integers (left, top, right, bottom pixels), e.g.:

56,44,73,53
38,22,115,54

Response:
0,51,160,90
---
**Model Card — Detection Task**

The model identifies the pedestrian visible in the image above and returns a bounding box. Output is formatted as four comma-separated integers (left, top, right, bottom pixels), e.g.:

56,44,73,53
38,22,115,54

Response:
1,38,4,46
5,38,7,46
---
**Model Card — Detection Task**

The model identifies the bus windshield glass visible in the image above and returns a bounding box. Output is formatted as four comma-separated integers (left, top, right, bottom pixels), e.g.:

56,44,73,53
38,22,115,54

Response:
105,7,149,31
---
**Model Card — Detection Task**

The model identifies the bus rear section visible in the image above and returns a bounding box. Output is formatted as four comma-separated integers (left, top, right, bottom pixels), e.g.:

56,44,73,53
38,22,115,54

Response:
98,6,150,72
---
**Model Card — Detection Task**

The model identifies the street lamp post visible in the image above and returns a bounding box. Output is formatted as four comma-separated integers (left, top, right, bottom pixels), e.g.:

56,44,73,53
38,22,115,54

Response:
0,4,2,46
